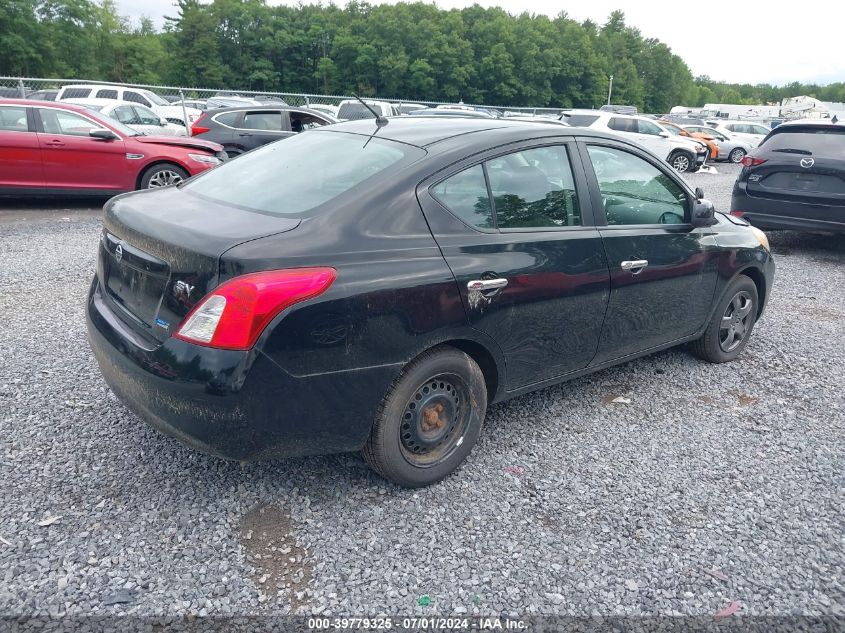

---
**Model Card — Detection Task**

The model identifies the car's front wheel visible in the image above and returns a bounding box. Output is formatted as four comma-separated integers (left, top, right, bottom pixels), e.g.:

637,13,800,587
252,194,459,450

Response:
729,148,747,163
691,275,759,363
141,163,188,189
362,346,487,487
669,151,693,172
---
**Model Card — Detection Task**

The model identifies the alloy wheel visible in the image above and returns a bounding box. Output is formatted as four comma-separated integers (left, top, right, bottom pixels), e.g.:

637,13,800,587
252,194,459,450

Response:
147,169,184,188
730,148,746,163
719,290,754,352
672,155,690,172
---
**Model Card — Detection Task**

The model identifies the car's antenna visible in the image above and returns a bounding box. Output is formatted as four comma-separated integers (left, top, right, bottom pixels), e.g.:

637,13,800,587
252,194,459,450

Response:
352,93,388,127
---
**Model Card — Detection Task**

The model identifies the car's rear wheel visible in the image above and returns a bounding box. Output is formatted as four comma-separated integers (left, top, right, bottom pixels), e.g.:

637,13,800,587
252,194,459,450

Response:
141,163,188,189
729,148,746,163
691,275,758,363
362,346,487,487
669,151,693,172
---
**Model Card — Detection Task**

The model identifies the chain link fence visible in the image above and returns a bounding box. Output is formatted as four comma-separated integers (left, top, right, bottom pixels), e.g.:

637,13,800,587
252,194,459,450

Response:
0,76,566,118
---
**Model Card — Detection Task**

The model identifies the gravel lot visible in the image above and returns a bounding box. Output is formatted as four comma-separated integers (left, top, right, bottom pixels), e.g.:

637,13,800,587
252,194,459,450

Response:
1,163,843,621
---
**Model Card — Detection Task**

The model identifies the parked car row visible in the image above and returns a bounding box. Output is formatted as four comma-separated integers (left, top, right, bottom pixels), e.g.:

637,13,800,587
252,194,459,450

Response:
559,110,709,172
0,99,224,195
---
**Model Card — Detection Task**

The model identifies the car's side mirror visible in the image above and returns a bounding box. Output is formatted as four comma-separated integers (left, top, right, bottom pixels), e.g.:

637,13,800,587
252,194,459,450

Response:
160,118,168,126
691,198,717,227
89,128,119,141
659,131,670,138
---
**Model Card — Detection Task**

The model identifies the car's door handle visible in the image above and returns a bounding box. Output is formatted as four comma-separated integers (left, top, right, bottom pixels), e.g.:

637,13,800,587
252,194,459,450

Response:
467,278,508,291
44,140,65,147
238,133,253,137
621,260,649,273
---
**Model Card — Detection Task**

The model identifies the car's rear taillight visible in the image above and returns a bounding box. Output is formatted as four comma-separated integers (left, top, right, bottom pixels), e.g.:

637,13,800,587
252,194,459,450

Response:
730,210,745,217
174,268,336,350
190,113,210,136
741,155,767,167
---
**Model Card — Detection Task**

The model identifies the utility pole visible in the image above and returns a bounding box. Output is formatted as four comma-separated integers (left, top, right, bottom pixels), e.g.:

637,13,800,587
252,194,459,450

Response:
607,74,613,106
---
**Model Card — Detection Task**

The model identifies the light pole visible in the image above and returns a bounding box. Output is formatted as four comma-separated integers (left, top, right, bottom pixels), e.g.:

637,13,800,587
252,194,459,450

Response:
607,74,613,106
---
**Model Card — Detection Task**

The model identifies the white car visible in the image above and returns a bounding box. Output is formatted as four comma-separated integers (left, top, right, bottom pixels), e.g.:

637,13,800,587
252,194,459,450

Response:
304,103,339,118
336,99,398,120
577,111,708,172
55,84,202,128
711,120,771,148
63,99,187,136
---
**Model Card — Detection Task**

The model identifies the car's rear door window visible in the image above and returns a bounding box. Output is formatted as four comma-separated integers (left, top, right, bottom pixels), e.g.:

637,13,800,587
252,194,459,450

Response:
0,106,29,131
182,130,421,216
487,146,581,229
96,89,118,99
431,165,493,229
587,145,687,225
241,111,284,131
61,88,91,99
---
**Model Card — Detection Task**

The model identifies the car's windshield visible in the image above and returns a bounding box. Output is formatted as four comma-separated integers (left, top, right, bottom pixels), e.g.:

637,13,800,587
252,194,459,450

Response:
87,109,141,136
142,90,169,106
182,130,424,216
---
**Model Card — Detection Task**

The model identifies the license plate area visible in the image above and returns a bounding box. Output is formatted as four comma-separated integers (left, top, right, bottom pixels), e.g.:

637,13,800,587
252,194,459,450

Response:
102,233,170,326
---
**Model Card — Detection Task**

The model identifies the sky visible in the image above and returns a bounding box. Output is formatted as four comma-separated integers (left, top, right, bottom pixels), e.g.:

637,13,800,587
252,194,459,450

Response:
117,0,845,86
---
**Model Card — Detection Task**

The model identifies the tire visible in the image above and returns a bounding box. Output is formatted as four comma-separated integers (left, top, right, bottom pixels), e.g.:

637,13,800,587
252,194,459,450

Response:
140,163,188,189
362,346,487,487
669,151,693,172
691,275,759,363
729,147,747,163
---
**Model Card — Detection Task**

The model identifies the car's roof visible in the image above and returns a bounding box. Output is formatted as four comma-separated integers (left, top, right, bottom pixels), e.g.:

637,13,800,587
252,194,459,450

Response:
62,98,143,109
777,118,844,127
324,116,599,148
59,83,152,92
209,104,330,115
0,98,92,113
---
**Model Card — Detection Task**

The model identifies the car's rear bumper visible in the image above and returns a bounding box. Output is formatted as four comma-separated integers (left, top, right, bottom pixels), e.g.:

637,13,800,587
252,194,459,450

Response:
86,278,398,461
731,185,845,233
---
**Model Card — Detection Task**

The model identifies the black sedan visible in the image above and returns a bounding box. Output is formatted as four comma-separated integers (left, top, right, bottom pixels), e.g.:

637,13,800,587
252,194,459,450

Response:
190,105,337,157
87,118,775,487
731,120,845,233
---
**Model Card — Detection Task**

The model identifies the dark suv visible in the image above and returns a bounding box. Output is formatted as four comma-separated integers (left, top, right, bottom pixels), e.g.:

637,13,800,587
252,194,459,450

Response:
731,120,845,233
191,105,337,157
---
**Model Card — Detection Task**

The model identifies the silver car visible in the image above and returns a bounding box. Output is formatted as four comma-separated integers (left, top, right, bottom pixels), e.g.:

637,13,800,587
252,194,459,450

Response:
682,125,753,163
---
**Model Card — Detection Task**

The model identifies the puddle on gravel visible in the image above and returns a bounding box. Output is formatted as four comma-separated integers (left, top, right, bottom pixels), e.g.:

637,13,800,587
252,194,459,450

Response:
239,504,313,611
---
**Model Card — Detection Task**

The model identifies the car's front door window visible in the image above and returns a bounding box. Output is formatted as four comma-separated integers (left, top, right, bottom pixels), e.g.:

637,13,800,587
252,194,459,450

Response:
37,108,100,137
133,106,162,126
112,105,138,125
587,146,688,225
637,119,663,136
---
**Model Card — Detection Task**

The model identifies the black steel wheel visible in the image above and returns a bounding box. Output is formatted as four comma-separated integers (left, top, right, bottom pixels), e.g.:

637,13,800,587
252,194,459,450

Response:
363,346,487,487
691,275,759,363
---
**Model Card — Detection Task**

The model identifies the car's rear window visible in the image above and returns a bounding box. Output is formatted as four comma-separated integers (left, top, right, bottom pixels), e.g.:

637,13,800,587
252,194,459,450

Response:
182,130,423,216
338,103,379,120
564,114,599,127
761,127,845,158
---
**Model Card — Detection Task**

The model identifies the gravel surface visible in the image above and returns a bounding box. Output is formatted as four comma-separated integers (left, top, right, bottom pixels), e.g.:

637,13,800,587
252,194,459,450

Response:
1,166,844,621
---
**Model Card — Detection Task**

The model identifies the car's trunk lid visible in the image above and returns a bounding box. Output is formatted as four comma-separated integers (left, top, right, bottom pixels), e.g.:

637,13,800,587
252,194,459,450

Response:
99,186,300,344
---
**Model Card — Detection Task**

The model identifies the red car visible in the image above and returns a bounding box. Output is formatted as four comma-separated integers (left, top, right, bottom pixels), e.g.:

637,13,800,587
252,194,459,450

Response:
0,99,225,195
